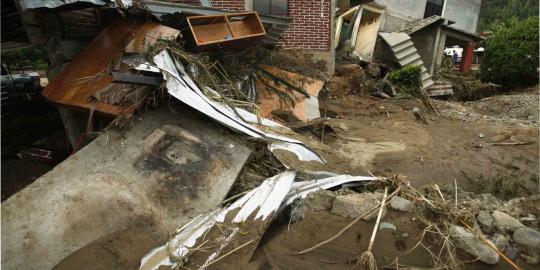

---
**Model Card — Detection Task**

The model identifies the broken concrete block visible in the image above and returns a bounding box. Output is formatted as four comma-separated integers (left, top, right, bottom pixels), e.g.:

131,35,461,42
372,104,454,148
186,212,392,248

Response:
304,189,336,211
331,192,386,221
412,107,428,124
492,210,525,233
451,225,499,264
390,196,414,212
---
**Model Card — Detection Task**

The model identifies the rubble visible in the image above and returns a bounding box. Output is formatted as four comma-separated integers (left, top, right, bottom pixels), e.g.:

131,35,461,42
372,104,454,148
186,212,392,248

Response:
450,225,500,264
476,210,494,232
331,192,387,220
513,227,540,250
2,2,539,270
390,196,415,212
139,171,379,269
492,210,526,233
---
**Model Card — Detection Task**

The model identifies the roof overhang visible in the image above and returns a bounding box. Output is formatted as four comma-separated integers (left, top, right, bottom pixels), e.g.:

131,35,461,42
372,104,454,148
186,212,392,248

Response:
443,25,486,42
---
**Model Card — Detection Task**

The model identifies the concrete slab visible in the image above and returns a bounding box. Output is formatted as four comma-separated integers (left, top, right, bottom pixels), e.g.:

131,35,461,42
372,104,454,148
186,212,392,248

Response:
1,106,251,270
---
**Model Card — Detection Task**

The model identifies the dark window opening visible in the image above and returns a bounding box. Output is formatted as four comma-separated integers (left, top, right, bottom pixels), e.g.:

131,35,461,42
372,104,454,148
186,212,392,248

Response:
424,0,444,18
254,0,288,16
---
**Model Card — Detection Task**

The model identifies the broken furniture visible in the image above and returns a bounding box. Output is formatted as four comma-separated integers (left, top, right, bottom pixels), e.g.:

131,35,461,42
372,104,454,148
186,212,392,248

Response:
42,18,179,116
183,12,266,50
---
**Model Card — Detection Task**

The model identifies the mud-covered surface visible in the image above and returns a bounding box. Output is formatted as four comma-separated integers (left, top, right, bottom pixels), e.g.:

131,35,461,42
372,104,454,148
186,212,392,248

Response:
250,206,537,270
313,90,539,199
5,86,538,269
53,225,163,270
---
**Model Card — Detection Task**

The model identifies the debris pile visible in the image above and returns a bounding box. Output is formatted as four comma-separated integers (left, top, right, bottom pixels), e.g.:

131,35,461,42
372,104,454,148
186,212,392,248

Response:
1,2,538,270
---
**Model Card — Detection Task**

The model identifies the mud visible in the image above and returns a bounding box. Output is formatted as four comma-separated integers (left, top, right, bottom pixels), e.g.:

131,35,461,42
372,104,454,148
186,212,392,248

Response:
53,226,163,270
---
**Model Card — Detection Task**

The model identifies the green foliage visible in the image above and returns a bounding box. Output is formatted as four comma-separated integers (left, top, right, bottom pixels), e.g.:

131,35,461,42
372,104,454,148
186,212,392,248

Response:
1,46,48,71
478,0,539,32
479,16,539,88
388,65,421,96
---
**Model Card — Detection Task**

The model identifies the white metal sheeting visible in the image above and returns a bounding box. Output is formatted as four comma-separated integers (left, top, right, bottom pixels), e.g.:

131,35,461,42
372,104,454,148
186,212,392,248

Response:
139,171,378,270
153,50,326,164
19,0,106,11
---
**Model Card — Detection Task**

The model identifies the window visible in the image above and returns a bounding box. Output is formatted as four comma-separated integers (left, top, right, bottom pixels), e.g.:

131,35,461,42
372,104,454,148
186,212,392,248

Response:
254,0,288,16
424,0,444,18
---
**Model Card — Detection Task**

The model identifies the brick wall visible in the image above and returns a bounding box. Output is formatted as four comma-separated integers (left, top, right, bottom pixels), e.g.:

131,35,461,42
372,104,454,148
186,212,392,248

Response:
280,0,331,51
59,8,99,40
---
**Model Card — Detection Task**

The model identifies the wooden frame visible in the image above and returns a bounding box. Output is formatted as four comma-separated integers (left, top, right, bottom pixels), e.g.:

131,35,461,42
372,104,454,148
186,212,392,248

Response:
186,12,266,47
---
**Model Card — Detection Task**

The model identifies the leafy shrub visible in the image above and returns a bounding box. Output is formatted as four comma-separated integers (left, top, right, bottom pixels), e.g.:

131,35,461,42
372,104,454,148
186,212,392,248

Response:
388,65,421,96
479,16,539,88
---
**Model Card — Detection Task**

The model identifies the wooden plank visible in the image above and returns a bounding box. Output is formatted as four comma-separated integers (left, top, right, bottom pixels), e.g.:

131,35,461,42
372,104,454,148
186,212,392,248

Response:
42,18,179,116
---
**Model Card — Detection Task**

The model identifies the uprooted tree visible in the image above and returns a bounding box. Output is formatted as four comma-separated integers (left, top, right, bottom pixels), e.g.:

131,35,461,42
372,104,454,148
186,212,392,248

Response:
479,16,539,89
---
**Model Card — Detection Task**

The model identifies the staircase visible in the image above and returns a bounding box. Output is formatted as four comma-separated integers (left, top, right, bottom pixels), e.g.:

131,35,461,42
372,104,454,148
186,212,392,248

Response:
379,32,435,91
429,80,454,96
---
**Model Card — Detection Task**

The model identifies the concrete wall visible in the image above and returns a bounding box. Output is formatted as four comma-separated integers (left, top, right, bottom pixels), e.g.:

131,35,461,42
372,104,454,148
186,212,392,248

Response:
443,0,481,33
378,11,415,32
410,23,439,73
375,0,427,19
375,0,481,33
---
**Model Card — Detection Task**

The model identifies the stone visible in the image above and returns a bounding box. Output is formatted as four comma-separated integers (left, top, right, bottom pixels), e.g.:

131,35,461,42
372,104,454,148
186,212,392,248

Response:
379,222,396,231
513,227,540,250
492,210,525,232
521,252,540,264
331,192,387,221
505,245,518,260
477,194,502,207
477,211,494,232
390,196,415,212
450,225,499,264
489,233,509,252
304,189,336,211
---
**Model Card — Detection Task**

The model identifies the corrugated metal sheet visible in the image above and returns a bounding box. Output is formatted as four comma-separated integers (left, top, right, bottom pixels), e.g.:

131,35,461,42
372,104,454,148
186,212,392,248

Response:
19,0,107,11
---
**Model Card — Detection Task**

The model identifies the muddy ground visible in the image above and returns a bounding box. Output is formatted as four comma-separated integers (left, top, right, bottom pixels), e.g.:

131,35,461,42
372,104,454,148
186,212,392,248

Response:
273,88,539,200
7,85,538,269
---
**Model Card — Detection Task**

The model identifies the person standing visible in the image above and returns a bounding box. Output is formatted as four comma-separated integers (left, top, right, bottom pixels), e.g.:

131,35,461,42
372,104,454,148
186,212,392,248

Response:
451,50,458,65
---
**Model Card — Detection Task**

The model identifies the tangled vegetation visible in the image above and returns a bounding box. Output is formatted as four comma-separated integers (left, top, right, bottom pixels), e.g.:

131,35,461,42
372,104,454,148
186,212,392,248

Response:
388,65,422,96
479,16,539,89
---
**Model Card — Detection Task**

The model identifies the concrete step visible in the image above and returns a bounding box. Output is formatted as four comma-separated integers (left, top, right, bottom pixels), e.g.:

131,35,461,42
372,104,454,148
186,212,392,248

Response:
420,70,431,81
399,54,422,66
380,32,411,46
428,84,453,90
392,40,414,53
396,47,417,61
428,88,454,96
422,79,434,89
